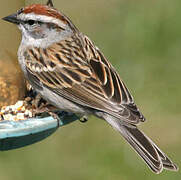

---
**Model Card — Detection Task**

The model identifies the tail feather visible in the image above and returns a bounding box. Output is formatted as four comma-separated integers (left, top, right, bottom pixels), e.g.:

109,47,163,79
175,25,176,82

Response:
151,140,178,171
105,117,178,173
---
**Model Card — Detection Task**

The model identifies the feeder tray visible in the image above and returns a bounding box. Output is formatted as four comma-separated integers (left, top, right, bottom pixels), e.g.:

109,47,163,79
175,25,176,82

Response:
0,111,79,151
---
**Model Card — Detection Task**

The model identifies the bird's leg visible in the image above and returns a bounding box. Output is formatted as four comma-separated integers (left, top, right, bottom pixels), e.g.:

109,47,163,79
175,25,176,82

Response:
24,85,56,117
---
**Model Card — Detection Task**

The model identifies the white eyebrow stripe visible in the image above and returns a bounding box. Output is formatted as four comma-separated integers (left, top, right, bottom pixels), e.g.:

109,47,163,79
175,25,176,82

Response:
19,13,67,29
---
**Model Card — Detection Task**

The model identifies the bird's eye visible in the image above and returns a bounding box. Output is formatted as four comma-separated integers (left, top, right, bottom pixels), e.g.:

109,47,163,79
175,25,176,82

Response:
27,20,35,25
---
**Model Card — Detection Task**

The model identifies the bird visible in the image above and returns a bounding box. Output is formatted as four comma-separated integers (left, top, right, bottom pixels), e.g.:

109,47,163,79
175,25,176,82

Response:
2,2,178,174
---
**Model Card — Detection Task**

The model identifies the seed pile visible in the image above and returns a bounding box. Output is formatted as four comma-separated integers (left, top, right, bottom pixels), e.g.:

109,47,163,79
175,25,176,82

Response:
0,100,33,121
0,82,56,122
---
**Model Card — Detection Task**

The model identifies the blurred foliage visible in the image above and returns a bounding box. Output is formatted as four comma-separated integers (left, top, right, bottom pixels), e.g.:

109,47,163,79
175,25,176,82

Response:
0,0,180,180
0,0,25,106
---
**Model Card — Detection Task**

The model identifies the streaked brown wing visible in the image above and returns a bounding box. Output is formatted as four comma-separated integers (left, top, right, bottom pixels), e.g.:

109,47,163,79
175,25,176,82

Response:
25,34,145,124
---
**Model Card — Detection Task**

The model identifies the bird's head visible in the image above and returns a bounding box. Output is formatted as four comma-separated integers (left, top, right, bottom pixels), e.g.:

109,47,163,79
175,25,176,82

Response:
2,4,78,47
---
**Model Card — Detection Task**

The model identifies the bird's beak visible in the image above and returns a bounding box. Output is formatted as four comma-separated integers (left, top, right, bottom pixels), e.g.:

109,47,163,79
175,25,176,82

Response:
2,13,20,24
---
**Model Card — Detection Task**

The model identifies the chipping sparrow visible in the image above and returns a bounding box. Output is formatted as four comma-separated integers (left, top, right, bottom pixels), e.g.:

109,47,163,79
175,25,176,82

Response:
2,3,178,173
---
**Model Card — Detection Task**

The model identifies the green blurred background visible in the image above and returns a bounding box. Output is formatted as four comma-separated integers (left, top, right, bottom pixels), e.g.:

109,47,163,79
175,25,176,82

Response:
0,0,180,179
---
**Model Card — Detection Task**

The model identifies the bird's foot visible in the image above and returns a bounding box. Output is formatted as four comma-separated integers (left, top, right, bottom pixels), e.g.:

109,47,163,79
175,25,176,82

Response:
79,115,88,123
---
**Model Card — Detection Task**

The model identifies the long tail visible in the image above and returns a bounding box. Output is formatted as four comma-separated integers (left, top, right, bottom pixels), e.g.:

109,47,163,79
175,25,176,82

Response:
105,117,178,173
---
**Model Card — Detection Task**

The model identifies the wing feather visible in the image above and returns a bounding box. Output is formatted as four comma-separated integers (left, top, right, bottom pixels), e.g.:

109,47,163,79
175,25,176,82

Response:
24,34,145,124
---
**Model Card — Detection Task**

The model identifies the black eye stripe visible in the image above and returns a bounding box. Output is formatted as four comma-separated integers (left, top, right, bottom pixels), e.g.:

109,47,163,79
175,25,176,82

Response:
27,20,35,25
24,20,35,25
24,20,43,25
